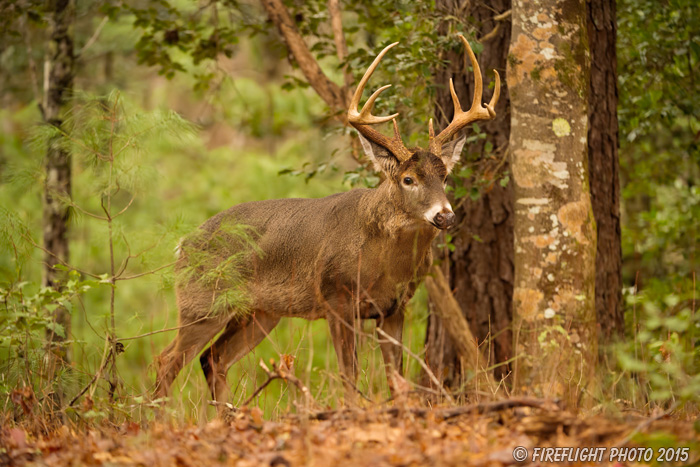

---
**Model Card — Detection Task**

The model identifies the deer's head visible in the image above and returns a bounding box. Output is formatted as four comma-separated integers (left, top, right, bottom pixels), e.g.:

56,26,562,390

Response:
348,36,500,230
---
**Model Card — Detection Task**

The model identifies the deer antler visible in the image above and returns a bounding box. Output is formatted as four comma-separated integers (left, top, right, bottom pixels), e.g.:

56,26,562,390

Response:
347,42,413,162
428,35,501,155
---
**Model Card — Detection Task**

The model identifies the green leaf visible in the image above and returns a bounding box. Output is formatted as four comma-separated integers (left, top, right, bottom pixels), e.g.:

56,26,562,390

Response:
46,321,66,338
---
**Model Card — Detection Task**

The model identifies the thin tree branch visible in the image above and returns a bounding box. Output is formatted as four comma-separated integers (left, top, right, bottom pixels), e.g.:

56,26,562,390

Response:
375,327,455,404
233,359,319,409
424,265,501,396
21,232,100,279
327,0,352,91
479,23,501,42
259,0,345,112
77,16,108,57
118,307,222,342
114,261,177,281
111,194,136,219
493,9,512,21
67,338,112,407
70,201,108,221
478,9,511,42
306,397,554,421
615,401,681,447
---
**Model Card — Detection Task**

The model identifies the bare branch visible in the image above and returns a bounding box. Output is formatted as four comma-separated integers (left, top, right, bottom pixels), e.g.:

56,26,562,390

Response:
114,261,177,281
119,306,225,342
111,194,136,219
67,338,112,407
306,397,554,421
21,232,100,279
493,9,512,21
238,359,319,409
479,23,501,42
327,0,352,90
325,306,454,404
615,400,681,447
70,201,108,221
77,16,108,57
479,10,511,42
375,327,455,404
259,0,345,112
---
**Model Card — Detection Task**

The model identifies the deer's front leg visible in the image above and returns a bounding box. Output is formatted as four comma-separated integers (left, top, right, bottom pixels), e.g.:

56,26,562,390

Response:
378,304,406,395
327,311,358,404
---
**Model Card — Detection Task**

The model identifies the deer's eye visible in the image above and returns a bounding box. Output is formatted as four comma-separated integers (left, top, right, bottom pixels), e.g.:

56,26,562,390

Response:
402,177,414,186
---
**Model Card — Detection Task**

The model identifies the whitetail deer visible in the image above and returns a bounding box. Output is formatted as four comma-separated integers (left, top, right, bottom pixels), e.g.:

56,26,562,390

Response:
154,35,500,403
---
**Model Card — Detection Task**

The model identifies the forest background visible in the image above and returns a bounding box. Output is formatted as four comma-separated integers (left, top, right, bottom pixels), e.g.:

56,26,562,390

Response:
0,0,698,428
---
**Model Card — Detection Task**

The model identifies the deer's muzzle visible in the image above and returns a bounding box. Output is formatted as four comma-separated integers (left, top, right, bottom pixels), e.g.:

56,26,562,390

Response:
433,210,455,230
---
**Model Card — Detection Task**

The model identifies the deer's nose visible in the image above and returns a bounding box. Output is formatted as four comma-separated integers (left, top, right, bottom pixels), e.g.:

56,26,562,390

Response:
433,210,455,230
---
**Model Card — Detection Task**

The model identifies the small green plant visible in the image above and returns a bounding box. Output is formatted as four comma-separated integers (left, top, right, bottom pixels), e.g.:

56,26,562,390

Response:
176,219,262,317
616,282,699,408
0,269,95,415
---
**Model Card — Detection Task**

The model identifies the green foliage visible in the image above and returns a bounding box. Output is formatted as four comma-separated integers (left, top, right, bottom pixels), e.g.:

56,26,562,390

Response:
615,284,699,406
618,0,699,282
616,0,699,410
116,0,250,83
0,270,94,402
122,0,499,192
176,219,261,317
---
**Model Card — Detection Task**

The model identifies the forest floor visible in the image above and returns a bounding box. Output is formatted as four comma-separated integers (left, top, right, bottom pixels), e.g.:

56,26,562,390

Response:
2,398,699,466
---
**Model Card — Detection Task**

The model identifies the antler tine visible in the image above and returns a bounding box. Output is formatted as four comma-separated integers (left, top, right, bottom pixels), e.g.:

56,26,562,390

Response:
462,34,483,113
360,84,397,123
348,42,399,125
392,119,402,139
485,70,501,118
429,34,501,155
348,42,413,162
448,79,463,115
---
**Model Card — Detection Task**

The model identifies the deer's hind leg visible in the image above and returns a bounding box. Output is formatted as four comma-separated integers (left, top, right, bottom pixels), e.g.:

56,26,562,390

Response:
200,310,279,403
154,285,228,399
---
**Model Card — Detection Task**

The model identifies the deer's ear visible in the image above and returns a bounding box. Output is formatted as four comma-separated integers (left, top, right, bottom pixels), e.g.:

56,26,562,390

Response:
440,135,467,174
358,134,400,175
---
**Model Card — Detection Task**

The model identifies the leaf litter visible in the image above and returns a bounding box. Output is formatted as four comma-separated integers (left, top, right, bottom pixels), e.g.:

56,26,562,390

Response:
1,400,698,466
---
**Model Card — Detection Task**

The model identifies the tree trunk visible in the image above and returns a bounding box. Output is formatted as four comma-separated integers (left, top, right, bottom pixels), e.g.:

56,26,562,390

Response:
426,0,513,386
586,0,623,340
43,0,74,362
508,0,597,406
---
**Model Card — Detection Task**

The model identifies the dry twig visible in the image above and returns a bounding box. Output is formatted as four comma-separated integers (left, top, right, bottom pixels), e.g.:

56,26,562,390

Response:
209,359,319,411
305,396,554,421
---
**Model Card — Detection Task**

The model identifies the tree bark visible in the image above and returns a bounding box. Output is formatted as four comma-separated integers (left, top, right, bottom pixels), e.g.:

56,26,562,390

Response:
508,0,597,406
426,0,513,386
586,0,623,340
43,0,74,361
